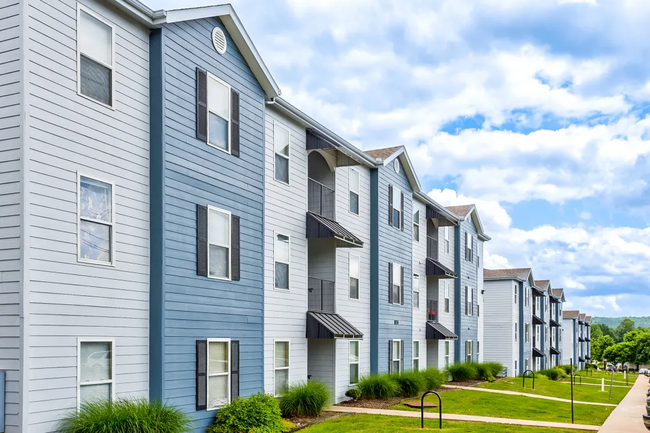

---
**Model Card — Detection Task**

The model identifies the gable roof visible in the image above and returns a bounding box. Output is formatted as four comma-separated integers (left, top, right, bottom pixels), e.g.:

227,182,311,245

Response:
535,280,550,290
365,146,402,161
585,316,592,325
446,204,491,241
579,313,586,322
413,191,460,225
113,1,280,98
446,205,475,219
363,146,422,193
551,288,566,302
563,310,580,320
484,268,531,281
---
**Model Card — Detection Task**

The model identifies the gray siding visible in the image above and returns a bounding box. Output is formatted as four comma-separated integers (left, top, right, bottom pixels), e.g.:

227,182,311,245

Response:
456,216,480,362
438,225,455,271
483,280,516,376
0,1,23,431
25,0,150,430
521,279,533,371
411,199,427,369
307,339,334,403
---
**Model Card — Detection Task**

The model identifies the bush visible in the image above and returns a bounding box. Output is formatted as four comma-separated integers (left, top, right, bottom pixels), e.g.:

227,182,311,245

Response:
538,368,568,381
391,371,426,397
345,388,362,401
559,364,578,375
483,362,505,378
58,399,192,433
278,381,330,418
446,363,479,382
420,368,446,390
357,373,399,399
208,393,283,433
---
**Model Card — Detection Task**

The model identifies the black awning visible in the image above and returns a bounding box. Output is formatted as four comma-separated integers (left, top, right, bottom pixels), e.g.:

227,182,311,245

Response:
533,315,545,325
532,287,545,297
533,348,545,358
306,311,363,339
426,322,458,340
585,355,591,360
579,357,585,362
426,205,455,227
306,212,363,248
550,347,560,355
426,259,457,278
306,129,335,150
578,337,585,342
550,319,560,327
550,296,560,304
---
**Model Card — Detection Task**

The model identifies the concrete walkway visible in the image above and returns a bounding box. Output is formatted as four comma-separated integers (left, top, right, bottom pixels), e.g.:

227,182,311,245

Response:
561,382,631,389
327,406,599,431
442,384,617,407
599,374,649,433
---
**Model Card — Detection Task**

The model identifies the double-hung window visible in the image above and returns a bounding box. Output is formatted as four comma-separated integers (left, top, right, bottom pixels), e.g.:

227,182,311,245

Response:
413,209,420,241
525,288,529,307
391,340,402,373
208,207,231,280
274,123,290,183
207,75,231,152
392,187,402,229
476,341,480,360
445,341,450,367
349,254,360,299
77,7,114,107
78,340,113,407
444,281,450,313
514,285,518,304
274,341,289,396
466,286,473,316
465,232,473,262
444,227,450,253
525,323,530,343
412,274,420,309
349,169,359,214
274,234,290,289
535,325,541,348
391,263,402,304
466,341,473,363
515,323,518,342
208,339,230,409
78,175,114,265
413,341,420,371
349,341,360,385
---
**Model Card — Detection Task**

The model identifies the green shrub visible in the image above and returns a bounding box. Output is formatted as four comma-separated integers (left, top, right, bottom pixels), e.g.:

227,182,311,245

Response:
391,371,426,397
420,368,446,390
207,393,282,433
357,373,399,399
446,363,478,382
538,368,568,381
483,362,505,378
58,398,192,433
559,364,578,375
278,381,330,418
345,388,362,401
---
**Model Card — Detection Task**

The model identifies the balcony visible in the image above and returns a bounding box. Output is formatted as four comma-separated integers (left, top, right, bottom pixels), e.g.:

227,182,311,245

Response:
308,178,335,220
427,300,439,322
308,277,335,312
427,236,439,261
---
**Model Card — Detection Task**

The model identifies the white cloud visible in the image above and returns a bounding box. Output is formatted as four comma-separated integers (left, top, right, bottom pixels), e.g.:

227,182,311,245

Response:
580,211,592,220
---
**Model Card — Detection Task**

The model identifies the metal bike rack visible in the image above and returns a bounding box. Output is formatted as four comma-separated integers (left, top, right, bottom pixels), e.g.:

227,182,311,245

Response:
522,369,535,389
572,374,582,386
421,390,442,429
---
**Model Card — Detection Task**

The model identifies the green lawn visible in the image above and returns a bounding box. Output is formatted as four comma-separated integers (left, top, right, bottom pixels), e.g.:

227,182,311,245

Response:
394,389,614,426
476,377,630,404
302,414,592,432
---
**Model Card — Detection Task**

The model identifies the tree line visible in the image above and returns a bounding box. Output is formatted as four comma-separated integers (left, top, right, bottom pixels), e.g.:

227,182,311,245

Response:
591,318,650,367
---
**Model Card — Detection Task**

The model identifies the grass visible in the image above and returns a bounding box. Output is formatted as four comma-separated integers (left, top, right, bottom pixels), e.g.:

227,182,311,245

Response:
394,389,614,426
301,414,593,432
476,377,630,404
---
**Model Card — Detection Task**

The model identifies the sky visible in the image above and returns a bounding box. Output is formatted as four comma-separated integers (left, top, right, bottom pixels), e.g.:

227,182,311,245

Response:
150,0,650,317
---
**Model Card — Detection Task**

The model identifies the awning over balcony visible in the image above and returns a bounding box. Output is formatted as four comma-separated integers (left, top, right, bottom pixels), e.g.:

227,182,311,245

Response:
306,311,363,339
579,357,585,362
426,322,458,340
426,258,457,278
550,296,560,304
306,212,363,248
550,347,560,355
533,347,545,358
533,315,545,326
532,286,545,297
550,319,561,327
306,129,362,167
578,337,585,342
426,204,455,227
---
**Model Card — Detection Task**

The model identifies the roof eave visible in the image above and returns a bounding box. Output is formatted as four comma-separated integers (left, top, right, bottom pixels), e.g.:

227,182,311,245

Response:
414,191,460,225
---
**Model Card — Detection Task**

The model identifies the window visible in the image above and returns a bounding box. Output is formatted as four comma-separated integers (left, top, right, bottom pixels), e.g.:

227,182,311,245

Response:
392,187,402,229
445,341,450,367
444,281,450,313
466,340,472,363
444,227,450,253
349,169,359,214
466,286,473,316
525,358,529,371
476,243,480,269
391,340,402,373
349,254,360,299
78,175,114,265
413,341,420,371
525,323,530,343
274,123,290,183
208,207,231,279
465,232,473,262
515,360,518,373
275,341,290,395
207,74,231,152
477,292,480,317
413,209,420,241
391,263,402,304
413,274,420,309
77,7,114,107
476,341,480,360
514,285,518,304
515,323,518,342
535,325,541,348
349,341,360,385
78,340,113,408
208,339,230,409
525,288,529,307
274,234,290,289
535,297,540,316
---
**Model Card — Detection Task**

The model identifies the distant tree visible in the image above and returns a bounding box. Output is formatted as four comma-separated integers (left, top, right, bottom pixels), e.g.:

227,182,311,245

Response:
592,335,615,361
592,323,616,341
615,319,635,342
591,326,603,340
603,341,636,364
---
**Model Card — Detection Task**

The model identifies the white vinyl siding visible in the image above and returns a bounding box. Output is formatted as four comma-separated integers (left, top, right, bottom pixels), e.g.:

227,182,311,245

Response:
207,339,231,410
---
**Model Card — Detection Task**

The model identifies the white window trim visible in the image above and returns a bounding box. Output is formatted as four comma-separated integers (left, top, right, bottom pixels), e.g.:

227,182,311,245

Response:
444,280,450,313
349,168,360,215
444,227,450,253
77,338,116,411
76,5,116,110
412,340,420,370
207,338,231,410
206,72,232,154
392,187,402,230
466,340,472,362
273,231,290,290
349,340,360,386
274,339,290,396
392,340,402,373
413,209,420,241
77,172,116,267
445,341,450,367
413,274,420,309
391,263,402,305
515,323,518,342
273,120,290,184
349,253,360,300
207,206,232,281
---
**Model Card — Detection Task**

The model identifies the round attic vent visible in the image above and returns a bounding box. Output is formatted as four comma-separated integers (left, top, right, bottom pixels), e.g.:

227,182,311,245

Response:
212,27,227,54
394,158,400,174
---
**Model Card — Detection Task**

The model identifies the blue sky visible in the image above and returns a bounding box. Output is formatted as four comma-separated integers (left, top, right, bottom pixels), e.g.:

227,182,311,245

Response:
151,0,650,317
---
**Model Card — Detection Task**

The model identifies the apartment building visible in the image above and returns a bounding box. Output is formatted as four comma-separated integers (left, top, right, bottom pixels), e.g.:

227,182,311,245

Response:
563,310,580,369
531,280,547,371
549,288,566,367
585,316,592,364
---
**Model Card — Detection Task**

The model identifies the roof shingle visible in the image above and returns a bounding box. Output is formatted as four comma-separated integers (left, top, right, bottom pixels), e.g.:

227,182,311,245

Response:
552,288,564,298
563,310,580,319
364,146,403,161
484,268,531,281
445,204,475,218
535,280,550,290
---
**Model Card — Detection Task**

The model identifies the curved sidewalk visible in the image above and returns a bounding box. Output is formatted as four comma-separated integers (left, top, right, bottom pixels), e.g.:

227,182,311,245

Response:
443,384,617,407
327,406,599,431
598,374,650,433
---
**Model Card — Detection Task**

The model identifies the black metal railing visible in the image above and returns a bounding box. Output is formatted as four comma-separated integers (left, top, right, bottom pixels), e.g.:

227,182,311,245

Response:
427,300,439,322
427,236,439,261
308,277,335,312
308,178,335,220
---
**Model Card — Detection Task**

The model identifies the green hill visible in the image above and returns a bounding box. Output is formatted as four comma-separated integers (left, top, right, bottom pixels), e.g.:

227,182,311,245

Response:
592,317,650,328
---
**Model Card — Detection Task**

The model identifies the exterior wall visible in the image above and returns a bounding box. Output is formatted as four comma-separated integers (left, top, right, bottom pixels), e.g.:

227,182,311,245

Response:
411,199,427,370
371,158,413,373
307,339,334,400
25,0,150,430
562,318,576,367
0,2,23,431
150,17,265,431
477,241,484,362
520,280,533,372
483,280,516,376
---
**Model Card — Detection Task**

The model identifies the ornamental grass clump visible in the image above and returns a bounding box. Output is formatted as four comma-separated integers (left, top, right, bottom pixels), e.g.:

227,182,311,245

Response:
539,368,568,381
207,393,283,433
420,368,447,390
278,381,330,418
391,371,426,397
58,399,192,433
357,373,399,399
446,362,479,382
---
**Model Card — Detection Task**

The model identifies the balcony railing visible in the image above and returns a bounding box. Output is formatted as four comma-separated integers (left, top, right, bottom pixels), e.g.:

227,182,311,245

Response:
427,300,439,322
427,236,439,261
308,178,335,220
308,277,335,312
